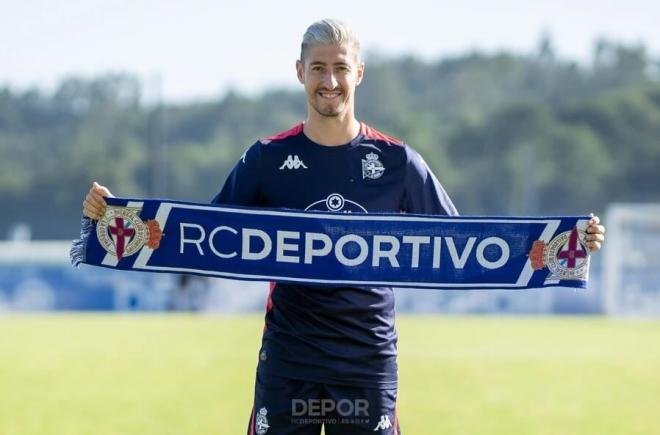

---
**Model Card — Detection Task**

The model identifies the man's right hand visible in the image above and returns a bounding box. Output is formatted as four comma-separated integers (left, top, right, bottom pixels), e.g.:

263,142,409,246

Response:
82,181,114,220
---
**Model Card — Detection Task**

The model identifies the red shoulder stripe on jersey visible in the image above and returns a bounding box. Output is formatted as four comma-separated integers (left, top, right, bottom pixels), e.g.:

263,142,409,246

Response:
260,123,304,143
360,123,404,146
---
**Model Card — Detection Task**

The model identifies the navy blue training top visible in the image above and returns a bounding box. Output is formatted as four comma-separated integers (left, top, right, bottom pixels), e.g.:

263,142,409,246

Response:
212,122,457,388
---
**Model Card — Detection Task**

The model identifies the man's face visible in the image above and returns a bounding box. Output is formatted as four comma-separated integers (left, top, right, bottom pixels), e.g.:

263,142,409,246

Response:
296,43,364,118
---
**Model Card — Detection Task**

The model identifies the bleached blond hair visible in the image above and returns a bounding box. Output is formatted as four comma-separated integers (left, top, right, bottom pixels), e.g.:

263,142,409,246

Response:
300,19,361,62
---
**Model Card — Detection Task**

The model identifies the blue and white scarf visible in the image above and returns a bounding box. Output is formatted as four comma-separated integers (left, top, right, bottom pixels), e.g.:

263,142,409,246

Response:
70,197,591,290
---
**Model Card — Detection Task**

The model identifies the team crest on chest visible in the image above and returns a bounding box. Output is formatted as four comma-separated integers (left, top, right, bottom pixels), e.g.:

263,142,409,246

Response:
362,152,385,179
96,206,163,260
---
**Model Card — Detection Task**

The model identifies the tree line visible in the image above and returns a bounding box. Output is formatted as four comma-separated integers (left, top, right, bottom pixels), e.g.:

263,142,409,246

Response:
1,38,659,239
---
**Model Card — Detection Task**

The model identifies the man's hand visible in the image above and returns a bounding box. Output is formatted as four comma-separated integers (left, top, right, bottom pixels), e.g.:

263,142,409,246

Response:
82,181,114,220
585,214,606,252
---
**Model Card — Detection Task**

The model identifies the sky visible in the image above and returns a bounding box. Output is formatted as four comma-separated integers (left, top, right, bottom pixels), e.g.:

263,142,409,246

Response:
1,0,659,102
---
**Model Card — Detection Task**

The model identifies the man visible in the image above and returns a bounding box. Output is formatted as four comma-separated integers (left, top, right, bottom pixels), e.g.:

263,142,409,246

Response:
83,19,606,434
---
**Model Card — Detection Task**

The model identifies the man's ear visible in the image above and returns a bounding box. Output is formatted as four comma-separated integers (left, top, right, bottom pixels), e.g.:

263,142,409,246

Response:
356,62,365,86
296,60,305,84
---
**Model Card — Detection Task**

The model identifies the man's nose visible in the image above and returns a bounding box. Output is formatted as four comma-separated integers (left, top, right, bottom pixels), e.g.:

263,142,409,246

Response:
323,72,338,89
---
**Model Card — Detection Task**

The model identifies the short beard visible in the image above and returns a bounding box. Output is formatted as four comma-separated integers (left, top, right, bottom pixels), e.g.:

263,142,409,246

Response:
312,104,341,117
311,95,345,118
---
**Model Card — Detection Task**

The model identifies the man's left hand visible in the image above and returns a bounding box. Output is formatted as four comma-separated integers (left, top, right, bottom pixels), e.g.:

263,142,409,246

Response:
585,214,606,252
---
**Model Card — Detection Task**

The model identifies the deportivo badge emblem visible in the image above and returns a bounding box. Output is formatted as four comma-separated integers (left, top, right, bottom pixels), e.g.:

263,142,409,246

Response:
279,155,308,170
362,152,385,179
255,407,270,434
96,206,163,260
529,227,589,281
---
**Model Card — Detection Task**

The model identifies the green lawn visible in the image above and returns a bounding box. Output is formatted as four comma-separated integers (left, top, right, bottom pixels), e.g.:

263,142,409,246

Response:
0,315,659,435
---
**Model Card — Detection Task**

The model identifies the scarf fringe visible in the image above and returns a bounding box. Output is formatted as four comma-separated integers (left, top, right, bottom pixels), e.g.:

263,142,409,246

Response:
69,217,94,267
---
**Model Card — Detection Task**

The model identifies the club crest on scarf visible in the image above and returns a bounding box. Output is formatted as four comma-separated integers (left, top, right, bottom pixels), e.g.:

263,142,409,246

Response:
96,206,163,260
529,227,589,281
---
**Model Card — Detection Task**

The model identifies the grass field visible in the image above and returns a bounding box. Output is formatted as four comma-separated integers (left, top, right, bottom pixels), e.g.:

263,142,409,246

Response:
1,315,659,435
